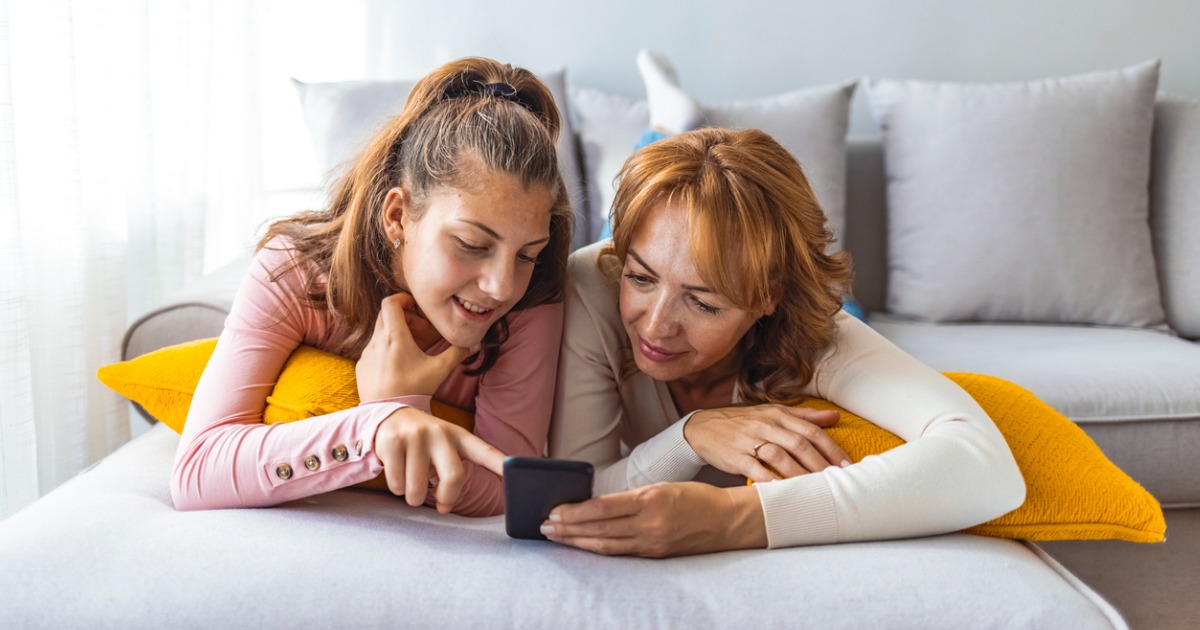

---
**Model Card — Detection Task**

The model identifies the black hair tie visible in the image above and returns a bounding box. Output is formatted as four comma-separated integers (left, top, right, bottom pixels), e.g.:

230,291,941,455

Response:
442,76,538,115
478,80,538,114
481,81,518,100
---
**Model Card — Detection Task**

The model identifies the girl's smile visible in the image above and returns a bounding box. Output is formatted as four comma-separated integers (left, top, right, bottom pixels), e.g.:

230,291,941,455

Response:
385,165,553,349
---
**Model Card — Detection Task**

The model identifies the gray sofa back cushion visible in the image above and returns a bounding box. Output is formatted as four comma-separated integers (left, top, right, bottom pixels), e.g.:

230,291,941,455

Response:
1152,93,1200,339
569,82,856,248
864,60,1165,328
293,70,590,248
844,140,889,313
848,90,1196,338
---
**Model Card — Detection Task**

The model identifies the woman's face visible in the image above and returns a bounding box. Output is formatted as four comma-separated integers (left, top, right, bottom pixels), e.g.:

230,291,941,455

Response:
619,201,762,384
390,168,553,349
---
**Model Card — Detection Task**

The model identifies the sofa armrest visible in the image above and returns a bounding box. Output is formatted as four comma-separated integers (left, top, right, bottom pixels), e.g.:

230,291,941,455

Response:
121,255,249,422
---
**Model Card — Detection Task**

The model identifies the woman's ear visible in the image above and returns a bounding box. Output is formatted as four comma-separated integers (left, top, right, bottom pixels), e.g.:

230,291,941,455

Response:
764,283,782,317
382,187,407,247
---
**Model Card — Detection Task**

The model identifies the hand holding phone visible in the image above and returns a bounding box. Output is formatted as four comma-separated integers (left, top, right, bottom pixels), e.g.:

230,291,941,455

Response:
503,457,593,540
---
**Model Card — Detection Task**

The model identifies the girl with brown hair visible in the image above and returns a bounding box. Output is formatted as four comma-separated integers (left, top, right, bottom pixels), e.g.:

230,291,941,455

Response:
172,57,573,516
544,52,1023,556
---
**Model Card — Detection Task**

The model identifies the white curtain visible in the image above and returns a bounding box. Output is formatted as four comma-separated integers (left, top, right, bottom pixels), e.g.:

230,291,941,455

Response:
1,0,262,520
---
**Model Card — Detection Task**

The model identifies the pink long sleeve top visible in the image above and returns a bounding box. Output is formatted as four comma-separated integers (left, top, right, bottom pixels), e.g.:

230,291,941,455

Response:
172,238,563,516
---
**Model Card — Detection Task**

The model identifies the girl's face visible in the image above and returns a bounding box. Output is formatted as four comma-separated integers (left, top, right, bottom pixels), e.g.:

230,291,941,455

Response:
387,168,553,349
619,201,763,384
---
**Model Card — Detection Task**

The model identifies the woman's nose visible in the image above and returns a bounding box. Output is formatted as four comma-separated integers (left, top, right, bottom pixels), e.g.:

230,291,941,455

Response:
644,292,677,337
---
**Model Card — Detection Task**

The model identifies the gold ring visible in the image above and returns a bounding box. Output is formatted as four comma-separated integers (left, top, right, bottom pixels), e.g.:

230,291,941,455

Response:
751,441,770,459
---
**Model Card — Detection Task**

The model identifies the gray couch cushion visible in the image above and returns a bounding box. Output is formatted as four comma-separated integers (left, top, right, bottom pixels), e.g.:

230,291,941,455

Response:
294,70,590,248
865,61,1166,328
569,81,856,248
870,315,1200,505
0,424,1124,629
1152,93,1200,339
844,139,889,313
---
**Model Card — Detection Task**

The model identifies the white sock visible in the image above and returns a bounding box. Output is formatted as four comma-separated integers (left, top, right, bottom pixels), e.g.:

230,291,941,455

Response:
637,49,702,135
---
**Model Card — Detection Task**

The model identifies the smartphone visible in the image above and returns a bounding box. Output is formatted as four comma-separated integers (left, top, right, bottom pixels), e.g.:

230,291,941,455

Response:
503,456,594,540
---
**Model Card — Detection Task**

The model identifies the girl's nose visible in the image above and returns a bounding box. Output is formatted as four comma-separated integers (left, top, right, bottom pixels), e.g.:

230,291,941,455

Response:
479,256,516,304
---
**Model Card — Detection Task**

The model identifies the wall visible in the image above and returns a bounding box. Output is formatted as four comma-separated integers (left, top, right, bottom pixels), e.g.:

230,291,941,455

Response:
261,1,1200,206
360,0,1200,138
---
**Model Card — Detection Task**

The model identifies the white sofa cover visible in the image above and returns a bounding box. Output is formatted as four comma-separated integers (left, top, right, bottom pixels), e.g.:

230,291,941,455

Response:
0,423,1124,629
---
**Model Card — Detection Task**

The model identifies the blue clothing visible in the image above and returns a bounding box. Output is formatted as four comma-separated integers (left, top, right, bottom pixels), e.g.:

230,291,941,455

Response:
843,299,868,323
598,129,672,240
636,128,671,148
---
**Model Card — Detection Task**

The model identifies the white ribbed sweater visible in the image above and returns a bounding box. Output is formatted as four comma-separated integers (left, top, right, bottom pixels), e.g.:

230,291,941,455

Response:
550,241,1025,548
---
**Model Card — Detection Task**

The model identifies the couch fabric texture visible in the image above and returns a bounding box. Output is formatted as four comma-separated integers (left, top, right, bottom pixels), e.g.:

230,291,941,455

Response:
0,424,1125,629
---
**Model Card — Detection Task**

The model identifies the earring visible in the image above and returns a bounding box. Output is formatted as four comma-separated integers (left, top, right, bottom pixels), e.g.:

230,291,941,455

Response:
392,237,403,249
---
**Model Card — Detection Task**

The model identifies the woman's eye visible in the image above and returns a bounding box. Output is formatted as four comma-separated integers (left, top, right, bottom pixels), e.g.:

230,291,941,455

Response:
623,272,651,286
692,298,720,315
517,253,539,265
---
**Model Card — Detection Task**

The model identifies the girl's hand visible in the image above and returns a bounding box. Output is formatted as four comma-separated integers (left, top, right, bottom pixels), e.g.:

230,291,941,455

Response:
356,293,470,401
683,405,850,482
541,483,766,557
375,406,506,513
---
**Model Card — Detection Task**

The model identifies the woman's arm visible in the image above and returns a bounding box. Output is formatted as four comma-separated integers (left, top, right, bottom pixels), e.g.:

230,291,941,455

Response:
751,312,1027,547
421,302,566,517
549,245,708,493
546,311,1025,555
171,245,423,510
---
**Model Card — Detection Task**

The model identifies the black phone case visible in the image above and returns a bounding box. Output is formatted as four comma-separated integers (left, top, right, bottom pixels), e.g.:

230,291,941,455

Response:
503,456,594,540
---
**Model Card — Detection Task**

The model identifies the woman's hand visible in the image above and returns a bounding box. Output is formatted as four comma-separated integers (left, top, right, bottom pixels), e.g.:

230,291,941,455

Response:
375,406,506,513
683,405,850,482
356,293,470,401
542,483,767,557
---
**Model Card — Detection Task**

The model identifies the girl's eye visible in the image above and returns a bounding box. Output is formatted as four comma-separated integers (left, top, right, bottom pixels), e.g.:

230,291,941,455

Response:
455,238,487,254
517,253,539,265
623,272,652,286
692,298,720,315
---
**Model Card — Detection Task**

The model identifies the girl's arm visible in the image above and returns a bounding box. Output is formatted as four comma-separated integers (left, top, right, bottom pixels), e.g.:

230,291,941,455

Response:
423,302,565,517
171,245,424,510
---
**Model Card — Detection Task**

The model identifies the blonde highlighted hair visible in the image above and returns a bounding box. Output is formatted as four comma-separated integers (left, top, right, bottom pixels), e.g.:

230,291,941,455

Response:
604,127,852,403
260,57,573,373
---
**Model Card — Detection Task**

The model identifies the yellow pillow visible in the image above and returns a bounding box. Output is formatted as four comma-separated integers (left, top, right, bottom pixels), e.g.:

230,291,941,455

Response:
798,372,1164,543
98,338,473,495
100,340,1164,543
97,337,474,433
